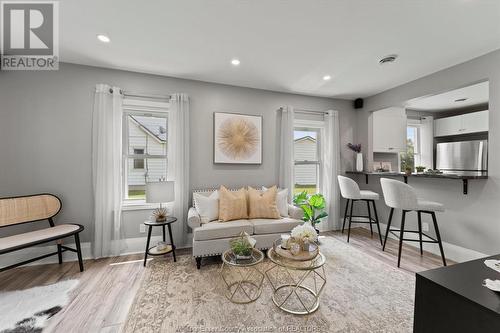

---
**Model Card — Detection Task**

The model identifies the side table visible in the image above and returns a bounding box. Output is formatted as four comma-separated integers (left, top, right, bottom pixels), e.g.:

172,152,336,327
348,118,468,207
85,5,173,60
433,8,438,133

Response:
143,217,177,267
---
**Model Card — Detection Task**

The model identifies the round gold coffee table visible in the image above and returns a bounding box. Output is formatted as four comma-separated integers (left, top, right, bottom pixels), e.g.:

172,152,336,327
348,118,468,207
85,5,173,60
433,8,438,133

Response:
265,247,326,315
219,248,265,304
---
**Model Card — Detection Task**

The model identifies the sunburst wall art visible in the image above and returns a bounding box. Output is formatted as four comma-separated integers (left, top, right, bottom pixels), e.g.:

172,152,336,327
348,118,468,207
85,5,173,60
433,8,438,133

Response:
214,112,262,164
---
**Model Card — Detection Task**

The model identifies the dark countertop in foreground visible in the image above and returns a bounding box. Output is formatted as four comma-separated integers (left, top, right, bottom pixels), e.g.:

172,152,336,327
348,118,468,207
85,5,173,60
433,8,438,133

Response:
346,170,488,180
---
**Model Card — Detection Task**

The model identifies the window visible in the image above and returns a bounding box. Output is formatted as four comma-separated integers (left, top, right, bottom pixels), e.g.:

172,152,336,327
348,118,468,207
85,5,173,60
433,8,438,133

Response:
400,124,421,172
123,99,169,203
293,125,322,195
133,148,145,169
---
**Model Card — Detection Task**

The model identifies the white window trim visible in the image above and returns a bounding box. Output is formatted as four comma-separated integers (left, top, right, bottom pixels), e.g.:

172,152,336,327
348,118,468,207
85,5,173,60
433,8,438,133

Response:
122,99,170,210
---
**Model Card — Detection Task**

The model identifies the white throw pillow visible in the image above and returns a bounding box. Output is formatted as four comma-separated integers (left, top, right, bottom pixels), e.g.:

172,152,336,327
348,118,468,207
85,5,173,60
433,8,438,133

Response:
193,191,219,222
262,186,289,217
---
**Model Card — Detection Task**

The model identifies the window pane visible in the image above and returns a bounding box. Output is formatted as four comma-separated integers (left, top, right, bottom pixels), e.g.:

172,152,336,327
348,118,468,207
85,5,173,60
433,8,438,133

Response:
127,158,167,200
400,126,416,172
294,130,318,161
294,164,318,195
128,114,167,156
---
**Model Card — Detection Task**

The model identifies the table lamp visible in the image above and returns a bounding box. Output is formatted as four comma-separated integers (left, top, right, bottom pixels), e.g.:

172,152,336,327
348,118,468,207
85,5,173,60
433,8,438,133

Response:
146,180,175,222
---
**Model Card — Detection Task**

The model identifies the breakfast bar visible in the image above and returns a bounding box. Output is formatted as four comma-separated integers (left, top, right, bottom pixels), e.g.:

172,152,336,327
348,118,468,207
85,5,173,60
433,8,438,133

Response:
345,171,488,195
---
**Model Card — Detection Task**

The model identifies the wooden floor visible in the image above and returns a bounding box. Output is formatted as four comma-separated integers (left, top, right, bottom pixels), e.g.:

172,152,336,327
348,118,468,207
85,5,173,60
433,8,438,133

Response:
0,228,452,332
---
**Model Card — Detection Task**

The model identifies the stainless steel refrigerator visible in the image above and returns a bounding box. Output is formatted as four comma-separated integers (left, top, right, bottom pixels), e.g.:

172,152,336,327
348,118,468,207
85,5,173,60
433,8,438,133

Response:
436,140,488,171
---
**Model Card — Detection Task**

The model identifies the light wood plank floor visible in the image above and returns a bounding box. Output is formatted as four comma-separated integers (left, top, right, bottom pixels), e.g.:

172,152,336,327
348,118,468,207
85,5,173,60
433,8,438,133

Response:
0,228,453,332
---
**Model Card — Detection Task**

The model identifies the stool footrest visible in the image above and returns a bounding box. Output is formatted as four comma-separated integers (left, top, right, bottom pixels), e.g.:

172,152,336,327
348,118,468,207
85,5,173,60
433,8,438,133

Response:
388,229,438,243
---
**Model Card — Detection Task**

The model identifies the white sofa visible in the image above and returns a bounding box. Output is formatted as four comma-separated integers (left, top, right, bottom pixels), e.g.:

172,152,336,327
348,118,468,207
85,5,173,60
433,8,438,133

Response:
188,189,304,269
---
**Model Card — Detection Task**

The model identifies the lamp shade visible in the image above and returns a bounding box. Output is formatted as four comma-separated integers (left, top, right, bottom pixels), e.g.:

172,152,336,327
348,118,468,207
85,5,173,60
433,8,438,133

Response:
146,181,175,203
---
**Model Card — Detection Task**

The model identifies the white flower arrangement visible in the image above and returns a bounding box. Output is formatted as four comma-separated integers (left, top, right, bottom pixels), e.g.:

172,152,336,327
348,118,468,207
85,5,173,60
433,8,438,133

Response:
291,224,318,243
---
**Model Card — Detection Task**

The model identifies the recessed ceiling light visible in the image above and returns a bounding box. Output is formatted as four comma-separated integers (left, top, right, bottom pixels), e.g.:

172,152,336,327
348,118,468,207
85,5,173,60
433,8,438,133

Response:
379,54,398,65
231,59,240,66
97,34,111,43
454,98,468,102
323,75,331,81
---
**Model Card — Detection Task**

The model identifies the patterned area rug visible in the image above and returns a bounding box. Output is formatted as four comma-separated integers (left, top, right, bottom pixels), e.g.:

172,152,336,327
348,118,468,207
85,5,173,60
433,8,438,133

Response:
124,237,414,333
0,279,78,333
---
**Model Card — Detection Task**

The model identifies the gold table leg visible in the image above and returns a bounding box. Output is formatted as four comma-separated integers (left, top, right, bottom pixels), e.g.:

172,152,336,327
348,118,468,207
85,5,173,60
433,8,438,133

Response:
220,262,264,304
265,264,326,315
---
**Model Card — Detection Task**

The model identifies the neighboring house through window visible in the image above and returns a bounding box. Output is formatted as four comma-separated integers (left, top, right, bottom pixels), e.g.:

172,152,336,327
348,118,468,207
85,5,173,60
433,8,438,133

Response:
133,148,145,169
293,119,323,195
123,99,169,202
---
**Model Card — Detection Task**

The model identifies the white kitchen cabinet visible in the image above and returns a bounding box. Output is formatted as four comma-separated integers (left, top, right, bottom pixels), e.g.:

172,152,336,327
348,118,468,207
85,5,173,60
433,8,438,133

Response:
372,107,406,153
460,110,488,134
434,115,462,137
434,110,488,137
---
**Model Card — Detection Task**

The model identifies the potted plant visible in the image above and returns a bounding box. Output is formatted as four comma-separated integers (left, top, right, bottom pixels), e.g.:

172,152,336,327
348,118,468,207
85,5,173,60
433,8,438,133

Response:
229,232,256,260
347,143,363,172
415,166,426,173
293,191,328,235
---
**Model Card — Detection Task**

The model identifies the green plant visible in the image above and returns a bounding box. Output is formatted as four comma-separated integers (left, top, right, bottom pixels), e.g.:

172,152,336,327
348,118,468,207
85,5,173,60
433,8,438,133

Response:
415,166,426,172
293,191,328,227
230,237,252,256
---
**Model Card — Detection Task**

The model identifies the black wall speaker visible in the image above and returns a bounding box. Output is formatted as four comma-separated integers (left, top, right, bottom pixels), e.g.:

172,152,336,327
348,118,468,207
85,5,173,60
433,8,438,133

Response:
354,98,364,109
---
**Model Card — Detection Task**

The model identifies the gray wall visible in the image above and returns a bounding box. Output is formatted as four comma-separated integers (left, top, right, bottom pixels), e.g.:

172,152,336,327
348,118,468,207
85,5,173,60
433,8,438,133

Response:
0,63,356,246
354,49,500,256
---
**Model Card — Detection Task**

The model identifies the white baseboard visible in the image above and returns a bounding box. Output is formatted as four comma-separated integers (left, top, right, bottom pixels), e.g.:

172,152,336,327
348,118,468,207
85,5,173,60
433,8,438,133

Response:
348,218,487,263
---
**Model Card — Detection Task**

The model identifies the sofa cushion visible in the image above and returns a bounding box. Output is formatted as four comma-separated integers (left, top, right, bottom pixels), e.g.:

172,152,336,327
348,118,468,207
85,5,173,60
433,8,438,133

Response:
248,186,280,219
250,218,303,235
219,186,248,222
262,186,289,217
193,191,219,222
193,219,254,241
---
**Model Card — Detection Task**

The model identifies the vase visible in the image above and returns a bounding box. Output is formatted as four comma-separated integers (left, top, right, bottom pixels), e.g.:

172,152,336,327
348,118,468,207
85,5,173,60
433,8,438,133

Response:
356,153,363,172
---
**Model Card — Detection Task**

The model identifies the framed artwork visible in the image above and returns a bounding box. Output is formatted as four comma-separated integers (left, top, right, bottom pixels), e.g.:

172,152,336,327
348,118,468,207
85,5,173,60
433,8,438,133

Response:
213,112,262,164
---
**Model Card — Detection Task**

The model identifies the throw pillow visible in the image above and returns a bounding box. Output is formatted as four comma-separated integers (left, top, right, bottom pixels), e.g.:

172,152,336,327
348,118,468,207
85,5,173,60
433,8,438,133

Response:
248,186,280,219
193,191,219,222
218,186,248,222
262,186,289,217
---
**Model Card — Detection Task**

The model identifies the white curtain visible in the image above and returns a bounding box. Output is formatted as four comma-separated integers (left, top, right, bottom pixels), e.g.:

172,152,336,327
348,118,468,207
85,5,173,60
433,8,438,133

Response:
322,110,340,231
92,84,125,258
278,105,295,201
168,93,190,245
420,116,434,169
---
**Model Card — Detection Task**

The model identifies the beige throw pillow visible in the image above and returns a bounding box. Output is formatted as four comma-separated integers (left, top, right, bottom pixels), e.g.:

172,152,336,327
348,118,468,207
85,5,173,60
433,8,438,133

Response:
248,186,280,219
218,186,248,222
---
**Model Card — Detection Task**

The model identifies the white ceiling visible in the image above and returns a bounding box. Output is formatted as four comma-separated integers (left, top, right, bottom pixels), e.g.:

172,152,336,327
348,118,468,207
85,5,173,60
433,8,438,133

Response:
59,0,500,99
405,81,489,111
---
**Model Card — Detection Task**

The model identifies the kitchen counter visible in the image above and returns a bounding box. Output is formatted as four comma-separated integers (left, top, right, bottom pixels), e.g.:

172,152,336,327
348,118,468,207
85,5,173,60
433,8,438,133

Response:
345,171,488,194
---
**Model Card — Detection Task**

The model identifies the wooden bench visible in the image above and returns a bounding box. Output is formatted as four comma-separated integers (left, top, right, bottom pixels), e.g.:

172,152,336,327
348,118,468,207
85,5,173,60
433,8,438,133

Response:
0,194,84,272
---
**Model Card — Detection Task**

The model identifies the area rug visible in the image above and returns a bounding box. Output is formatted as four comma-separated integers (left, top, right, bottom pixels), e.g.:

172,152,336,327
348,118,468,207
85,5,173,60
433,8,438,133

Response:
0,279,78,333
124,237,415,333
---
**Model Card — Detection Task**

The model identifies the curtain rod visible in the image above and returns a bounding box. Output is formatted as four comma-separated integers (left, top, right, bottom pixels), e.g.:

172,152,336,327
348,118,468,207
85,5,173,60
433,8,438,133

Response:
279,106,329,114
123,91,171,100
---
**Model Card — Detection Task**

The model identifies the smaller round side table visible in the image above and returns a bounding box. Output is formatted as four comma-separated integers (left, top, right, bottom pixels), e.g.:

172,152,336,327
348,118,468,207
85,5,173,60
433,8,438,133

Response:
143,217,177,267
219,248,265,304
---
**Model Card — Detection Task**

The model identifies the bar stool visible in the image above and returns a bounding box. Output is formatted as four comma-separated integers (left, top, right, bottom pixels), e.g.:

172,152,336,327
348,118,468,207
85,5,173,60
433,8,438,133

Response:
380,178,446,267
337,175,383,245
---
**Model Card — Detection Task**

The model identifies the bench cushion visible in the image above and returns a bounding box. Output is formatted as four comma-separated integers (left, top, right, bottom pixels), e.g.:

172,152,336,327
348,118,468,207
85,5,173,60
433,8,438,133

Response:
251,218,303,235
193,220,253,241
0,224,82,252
